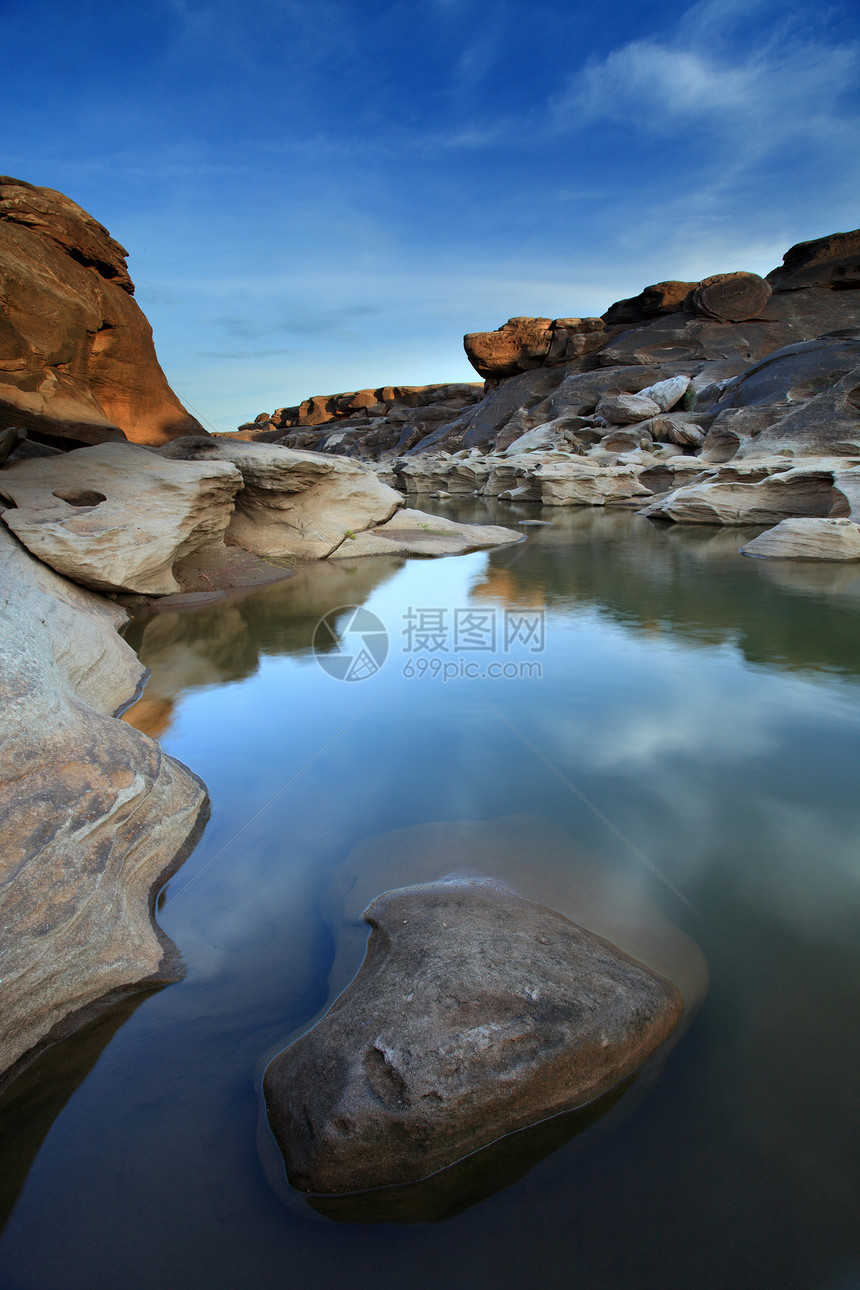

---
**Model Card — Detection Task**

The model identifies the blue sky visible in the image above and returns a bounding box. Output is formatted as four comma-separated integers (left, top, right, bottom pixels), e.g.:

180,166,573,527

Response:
3,0,859,431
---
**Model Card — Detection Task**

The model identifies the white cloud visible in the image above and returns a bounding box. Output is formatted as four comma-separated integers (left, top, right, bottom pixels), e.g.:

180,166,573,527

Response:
551,14,860,162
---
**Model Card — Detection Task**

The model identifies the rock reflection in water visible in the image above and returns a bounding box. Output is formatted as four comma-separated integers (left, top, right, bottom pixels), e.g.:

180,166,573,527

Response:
465,506,860,676
121,556,405,736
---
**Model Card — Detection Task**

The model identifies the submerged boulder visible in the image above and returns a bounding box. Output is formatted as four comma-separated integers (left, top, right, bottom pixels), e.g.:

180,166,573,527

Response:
327,507,522,558
264,878,682,1194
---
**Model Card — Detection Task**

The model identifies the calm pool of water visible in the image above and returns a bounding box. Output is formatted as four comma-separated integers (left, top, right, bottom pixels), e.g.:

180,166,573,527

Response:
2,502,859,1288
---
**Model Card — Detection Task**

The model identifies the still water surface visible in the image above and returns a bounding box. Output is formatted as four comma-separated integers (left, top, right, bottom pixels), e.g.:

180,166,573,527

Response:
2,502,859,1288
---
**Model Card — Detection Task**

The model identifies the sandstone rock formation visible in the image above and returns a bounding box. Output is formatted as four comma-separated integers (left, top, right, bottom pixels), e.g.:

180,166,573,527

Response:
234,225,860,530
463,316,605,380
327,507,522,558
740,518,860,561
0,176,204,446
766,229,860,292
0,528,208,1084
690,272,772,322
0,442,243,594
264,878,682,1194
158,439,403,559
602,280,698,326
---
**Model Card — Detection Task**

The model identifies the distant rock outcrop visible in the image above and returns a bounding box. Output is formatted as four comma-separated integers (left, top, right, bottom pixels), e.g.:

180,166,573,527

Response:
0,177,204,447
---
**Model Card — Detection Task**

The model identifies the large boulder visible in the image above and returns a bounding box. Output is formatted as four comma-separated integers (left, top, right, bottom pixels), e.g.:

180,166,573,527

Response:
264,878,682,1194
161,440,403,559
0,442,243,594
766,228,860,292
602,280,698,327
464,317,605,380
0,176,204,446
0,528,208,1083
691,272,772,322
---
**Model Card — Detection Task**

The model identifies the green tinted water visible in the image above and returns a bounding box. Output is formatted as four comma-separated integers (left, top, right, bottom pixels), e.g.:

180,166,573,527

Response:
2,503,859,1288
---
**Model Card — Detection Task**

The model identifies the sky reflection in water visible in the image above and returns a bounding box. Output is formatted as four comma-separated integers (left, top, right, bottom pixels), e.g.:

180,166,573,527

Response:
2,504,859,1289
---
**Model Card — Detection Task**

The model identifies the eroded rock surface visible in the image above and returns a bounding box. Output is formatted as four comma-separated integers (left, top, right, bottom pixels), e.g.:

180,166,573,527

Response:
0,442,243,593
0,177,204,446
740,517,860,561
264,878,683,1194
160,439,403,559
0,529,208,1083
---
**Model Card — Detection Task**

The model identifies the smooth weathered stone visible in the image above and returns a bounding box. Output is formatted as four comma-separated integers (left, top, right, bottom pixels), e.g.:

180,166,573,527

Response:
596,393,662,424
156,439,403,559
637,375,690,412
740,517,860,561
641,460,844,525
691,272,772,322
328,507,521,558
531,458,652,507
0,528,208,1083
0,442,243,594
264,878,683,1194
649,416,705,448
0,177,204,446
832,467,860,520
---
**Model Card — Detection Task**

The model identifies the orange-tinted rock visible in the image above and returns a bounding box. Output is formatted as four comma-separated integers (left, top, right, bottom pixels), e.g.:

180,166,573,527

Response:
464,317,605,379
0,177,204,447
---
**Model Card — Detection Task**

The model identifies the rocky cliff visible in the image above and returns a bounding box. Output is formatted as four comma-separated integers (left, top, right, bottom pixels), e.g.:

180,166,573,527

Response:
242,228,860,558
0,177,204,447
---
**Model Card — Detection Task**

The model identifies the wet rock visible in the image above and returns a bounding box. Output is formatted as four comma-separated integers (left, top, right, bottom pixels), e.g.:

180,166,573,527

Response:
0,177,204,446
0,528,208,1082
740,518,860,561
691,272,772,322
264,878,682,1194
0,442,243,594
328,508,521,558
766,228,860,292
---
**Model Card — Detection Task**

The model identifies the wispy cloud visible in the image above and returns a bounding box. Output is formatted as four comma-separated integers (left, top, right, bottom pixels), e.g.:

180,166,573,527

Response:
551,6,860,159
